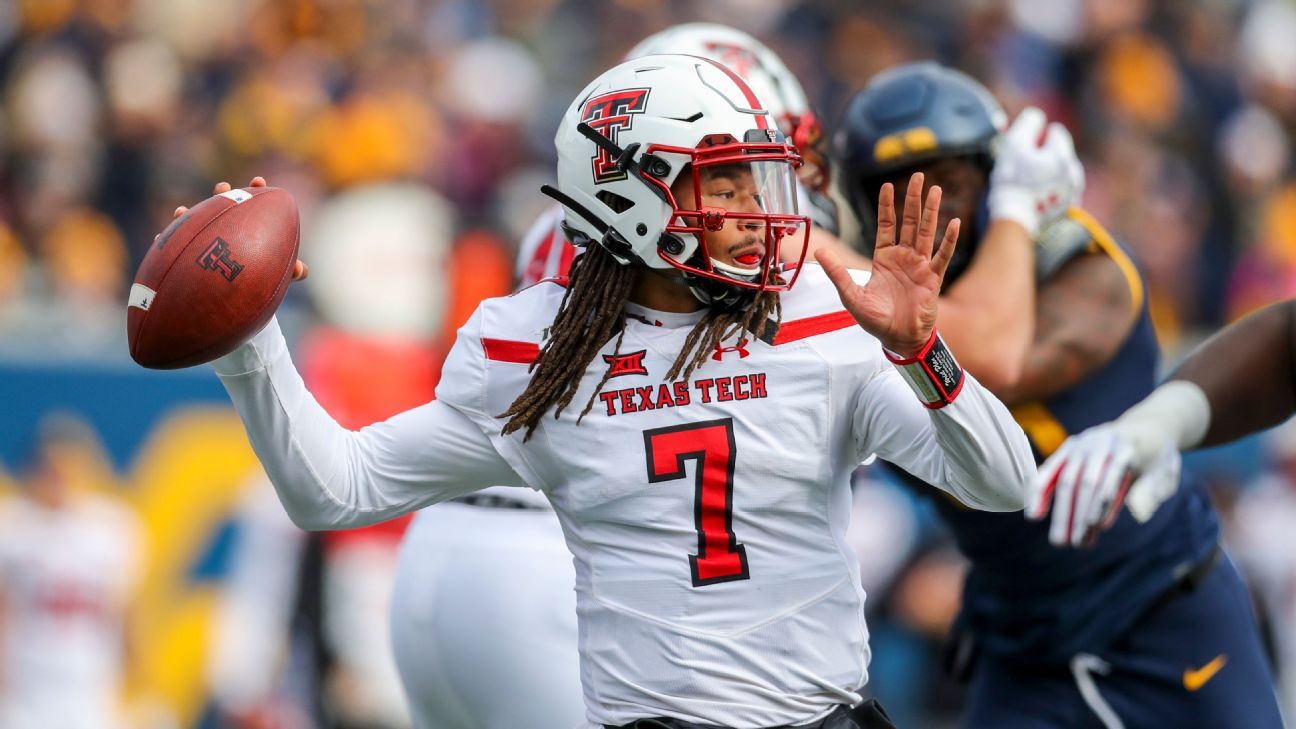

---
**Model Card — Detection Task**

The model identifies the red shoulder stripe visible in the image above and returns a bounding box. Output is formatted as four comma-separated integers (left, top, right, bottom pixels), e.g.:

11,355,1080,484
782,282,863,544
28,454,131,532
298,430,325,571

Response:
512,275,569,296
520,228,556,286
482,338,539,363
773,310,857,345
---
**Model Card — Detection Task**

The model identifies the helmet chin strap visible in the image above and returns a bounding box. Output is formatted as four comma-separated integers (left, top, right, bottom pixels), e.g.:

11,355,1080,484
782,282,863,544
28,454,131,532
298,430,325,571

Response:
710,258,761,283
684,275,753,311
668,237,761,312
633,262,742,311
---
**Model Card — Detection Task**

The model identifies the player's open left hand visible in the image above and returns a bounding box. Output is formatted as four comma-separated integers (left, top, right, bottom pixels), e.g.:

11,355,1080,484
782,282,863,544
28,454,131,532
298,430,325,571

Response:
816,172,959,357
161,176,310,281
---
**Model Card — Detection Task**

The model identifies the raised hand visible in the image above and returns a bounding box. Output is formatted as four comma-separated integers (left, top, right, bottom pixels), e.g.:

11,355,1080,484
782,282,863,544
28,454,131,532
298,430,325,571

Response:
160,176,309,281
816,172,959,356
989,106,1085,237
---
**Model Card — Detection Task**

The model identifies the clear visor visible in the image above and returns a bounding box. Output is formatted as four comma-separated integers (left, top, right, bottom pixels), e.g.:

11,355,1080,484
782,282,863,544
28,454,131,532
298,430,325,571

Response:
747,158,800,218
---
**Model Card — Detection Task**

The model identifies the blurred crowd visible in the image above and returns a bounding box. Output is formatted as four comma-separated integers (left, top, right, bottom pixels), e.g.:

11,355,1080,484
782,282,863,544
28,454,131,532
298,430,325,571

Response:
4,0,1296,727
5,0,1296,357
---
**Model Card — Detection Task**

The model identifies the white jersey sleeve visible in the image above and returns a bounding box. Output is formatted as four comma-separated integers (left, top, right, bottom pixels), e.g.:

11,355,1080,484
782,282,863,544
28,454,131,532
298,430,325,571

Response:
433,301,551,488
854,365,1031,511
213,317,526,531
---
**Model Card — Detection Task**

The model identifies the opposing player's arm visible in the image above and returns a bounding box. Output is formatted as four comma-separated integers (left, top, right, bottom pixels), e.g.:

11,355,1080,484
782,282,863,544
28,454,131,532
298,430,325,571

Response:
214,315,524,531
940,107,1087,393
1171,300,1296,446
996,253,1136,405
936,218,1035,392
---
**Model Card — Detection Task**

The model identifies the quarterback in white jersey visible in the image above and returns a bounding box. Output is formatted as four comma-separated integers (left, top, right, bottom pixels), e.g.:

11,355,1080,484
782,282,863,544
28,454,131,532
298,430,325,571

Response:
201,55,1033,728
396,25,852,729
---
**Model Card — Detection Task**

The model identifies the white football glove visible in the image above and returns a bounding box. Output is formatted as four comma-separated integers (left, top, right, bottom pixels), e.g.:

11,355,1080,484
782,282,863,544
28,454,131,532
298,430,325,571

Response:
988,106,1086,238
1025,422,1181,548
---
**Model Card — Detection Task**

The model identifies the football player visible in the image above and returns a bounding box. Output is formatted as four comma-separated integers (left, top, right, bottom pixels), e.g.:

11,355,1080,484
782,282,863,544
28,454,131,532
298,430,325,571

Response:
836,62,1284,729
390,25,870,729
195,55,1033,728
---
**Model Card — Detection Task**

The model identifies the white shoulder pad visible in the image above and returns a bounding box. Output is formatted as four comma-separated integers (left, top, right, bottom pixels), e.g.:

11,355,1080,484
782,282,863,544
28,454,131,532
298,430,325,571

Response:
1035,216,1095,282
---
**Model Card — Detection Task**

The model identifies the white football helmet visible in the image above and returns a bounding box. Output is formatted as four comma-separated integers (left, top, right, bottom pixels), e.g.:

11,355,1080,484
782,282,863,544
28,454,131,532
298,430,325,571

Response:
548,54,810,303
626,23,829,191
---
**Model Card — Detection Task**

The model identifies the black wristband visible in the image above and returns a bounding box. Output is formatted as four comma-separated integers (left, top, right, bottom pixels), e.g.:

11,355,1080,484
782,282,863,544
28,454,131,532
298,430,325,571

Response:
884,330,965,409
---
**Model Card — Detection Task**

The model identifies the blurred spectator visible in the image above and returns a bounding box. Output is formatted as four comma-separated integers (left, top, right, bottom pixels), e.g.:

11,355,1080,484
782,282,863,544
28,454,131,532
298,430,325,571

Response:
0,222,28,324
1226,419,1296,722
1238,1,1296,123
0,413,144,729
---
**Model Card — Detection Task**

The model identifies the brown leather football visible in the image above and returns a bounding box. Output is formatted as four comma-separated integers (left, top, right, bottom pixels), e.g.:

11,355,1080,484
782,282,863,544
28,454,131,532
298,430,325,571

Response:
127,186,299,369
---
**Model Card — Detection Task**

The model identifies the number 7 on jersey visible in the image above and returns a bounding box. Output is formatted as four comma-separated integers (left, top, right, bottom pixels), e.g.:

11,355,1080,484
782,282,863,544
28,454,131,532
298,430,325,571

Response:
644,418,750,587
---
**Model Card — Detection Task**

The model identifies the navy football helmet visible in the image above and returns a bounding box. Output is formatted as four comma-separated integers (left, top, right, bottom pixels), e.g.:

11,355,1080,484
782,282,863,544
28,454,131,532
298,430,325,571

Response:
835,62,1006,282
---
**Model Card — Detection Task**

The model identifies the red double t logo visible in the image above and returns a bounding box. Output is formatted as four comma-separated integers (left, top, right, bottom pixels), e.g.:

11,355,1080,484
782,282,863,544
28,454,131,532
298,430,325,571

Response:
581,88,651,184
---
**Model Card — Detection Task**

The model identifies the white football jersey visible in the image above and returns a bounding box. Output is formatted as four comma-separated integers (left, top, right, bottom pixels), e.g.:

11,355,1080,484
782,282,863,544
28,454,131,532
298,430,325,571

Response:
0,493,141,729
214,264,1032,728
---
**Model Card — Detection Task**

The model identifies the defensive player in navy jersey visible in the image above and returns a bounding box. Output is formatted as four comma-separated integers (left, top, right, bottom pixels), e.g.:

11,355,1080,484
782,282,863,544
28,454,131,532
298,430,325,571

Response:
836,62,1284,729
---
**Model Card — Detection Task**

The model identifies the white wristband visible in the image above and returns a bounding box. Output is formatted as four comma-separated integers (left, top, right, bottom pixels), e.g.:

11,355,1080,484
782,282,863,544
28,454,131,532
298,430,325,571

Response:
1112,380,1212,463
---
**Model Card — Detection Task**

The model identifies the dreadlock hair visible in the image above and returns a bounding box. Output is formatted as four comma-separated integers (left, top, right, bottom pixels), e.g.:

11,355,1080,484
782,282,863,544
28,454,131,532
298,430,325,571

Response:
499,244,783,441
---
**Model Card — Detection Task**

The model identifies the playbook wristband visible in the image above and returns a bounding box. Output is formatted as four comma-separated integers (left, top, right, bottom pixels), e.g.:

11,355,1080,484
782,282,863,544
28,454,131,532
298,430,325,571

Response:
883,330,965,409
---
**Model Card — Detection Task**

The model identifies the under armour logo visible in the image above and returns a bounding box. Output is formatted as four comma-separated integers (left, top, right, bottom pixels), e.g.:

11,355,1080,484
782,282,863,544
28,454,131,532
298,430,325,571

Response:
196,237,244,282
712,339,750,361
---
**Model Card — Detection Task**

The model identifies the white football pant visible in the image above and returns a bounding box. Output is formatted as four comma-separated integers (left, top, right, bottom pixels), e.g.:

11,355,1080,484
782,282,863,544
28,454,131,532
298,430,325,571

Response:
390,502,583,729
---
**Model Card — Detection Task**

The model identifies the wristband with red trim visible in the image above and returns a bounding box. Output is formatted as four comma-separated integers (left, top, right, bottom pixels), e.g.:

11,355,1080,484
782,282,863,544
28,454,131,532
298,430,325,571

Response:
883,330,965,409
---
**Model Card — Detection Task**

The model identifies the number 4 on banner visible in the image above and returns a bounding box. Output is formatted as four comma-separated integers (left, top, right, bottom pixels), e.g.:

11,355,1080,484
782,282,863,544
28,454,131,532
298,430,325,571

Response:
644,418,750,587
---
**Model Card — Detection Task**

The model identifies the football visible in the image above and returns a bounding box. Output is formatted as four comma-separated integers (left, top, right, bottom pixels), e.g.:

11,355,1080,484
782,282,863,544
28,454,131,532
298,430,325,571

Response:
127,186,299,369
